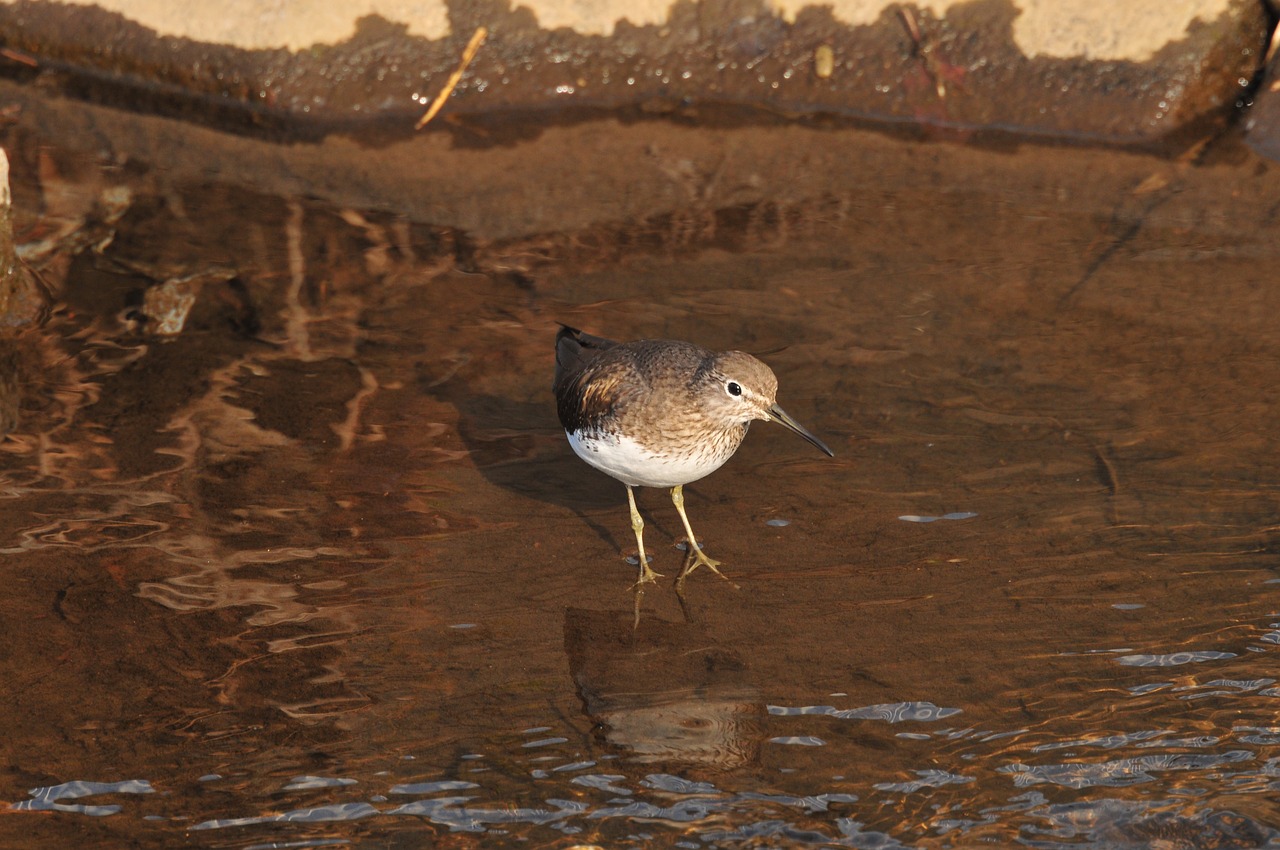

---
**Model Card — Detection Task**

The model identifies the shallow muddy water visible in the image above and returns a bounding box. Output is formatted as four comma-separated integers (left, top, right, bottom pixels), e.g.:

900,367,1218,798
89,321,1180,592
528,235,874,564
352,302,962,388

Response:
1,94,1279,849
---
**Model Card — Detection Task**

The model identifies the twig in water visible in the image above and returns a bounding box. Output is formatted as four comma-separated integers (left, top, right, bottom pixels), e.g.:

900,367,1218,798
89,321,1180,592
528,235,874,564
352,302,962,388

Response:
0,47,38,67
415,26,487,130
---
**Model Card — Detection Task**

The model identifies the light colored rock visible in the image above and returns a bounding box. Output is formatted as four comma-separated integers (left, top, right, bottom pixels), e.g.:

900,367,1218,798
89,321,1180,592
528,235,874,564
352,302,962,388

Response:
773,0,1235,61
520,0,673,36
141,277,200,336
772,0,956,27
0,0,1241,61
1010,0,1233,60
0,0,674,46
46,0,453,50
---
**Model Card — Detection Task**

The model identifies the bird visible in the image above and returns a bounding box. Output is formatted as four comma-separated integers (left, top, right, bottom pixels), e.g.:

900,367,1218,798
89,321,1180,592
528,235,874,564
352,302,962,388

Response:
553,324,833,586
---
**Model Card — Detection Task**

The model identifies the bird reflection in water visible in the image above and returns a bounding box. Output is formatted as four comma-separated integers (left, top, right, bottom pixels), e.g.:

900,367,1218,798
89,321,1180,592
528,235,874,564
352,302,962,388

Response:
563,607,764,769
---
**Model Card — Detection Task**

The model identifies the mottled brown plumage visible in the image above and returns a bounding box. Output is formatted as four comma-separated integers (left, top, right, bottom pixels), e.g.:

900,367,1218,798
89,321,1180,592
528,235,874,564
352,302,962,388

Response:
554,324,832,586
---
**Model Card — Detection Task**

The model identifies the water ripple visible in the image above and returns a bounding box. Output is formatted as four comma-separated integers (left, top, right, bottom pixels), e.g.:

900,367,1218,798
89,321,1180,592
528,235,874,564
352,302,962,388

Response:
1173,677,1276,701
769,701,963,723
1000,750,1255,789
9,779,154,816
737,791,860,813
387,797,587,832
1114,651,1237,667
873,769,974,793
1032,730,1171,752
282,775,358,791
569,774,631,795
193,802,381,829
1233,726,1280,746
388,780,481,795
588,798,718,823
898,512,978,523
1016,798,1278,849
641,773,719,794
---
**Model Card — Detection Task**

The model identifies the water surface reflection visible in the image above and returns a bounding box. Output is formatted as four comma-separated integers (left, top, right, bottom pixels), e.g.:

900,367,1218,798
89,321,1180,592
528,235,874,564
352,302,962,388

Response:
1,112,1278,848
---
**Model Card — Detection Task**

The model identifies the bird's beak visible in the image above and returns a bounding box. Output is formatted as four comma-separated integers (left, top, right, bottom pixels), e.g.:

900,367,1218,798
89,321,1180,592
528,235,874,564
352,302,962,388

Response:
768,403,834,457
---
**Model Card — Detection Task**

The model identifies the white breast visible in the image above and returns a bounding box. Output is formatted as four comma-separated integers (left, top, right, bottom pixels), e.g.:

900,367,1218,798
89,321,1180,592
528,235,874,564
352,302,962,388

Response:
567,429,730,489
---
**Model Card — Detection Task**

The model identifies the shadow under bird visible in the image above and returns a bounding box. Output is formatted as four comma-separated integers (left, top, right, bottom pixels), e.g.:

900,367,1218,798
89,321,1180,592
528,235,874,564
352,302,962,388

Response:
553,324,833,585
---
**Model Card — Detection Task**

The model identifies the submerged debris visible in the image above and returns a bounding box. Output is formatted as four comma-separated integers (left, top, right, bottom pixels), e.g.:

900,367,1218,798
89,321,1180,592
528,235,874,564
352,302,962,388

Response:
0,148,44,437
0,149,40,328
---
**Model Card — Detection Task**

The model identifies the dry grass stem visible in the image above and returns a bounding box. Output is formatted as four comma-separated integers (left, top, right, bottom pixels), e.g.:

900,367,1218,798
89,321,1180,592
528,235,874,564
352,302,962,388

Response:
415,26,488,130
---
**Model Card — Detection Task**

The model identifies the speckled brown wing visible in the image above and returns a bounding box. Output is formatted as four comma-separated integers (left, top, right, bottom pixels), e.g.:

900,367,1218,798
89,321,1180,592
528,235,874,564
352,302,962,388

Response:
554,325,639,435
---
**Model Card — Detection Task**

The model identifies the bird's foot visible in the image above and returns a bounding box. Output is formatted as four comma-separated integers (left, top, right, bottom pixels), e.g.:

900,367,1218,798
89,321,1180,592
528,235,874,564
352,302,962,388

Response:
676,545,740,590
630,558,664,590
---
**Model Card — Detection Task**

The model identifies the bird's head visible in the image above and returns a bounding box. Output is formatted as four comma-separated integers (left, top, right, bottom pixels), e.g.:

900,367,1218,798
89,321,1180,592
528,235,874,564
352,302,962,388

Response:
704,351,833,457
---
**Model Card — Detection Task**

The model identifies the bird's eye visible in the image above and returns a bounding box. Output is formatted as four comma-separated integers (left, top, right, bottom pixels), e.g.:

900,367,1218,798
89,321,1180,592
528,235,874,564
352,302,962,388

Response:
726,381,742,397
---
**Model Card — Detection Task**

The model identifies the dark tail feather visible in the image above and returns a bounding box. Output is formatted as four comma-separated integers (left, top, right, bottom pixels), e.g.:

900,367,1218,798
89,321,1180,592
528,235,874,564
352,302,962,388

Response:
554,324,616,389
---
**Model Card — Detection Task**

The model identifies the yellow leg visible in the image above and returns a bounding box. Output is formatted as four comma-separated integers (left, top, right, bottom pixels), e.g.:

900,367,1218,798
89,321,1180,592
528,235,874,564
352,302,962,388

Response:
627,485,662,585
671,484,732,583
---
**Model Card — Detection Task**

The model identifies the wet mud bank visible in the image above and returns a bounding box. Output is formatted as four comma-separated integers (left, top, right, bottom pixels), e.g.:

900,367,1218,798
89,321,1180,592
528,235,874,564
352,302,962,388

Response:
0,70,1278,848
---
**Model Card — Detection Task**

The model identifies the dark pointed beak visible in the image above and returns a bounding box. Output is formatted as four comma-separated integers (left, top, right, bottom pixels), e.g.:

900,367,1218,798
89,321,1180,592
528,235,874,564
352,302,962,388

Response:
768,403,834,457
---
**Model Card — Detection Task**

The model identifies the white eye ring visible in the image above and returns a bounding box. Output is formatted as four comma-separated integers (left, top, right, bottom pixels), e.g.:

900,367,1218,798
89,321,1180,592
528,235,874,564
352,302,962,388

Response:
726,381,742,397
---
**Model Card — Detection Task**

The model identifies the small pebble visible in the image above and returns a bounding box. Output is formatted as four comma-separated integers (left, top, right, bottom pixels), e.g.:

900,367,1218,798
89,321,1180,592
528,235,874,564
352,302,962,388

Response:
815,45,835,79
